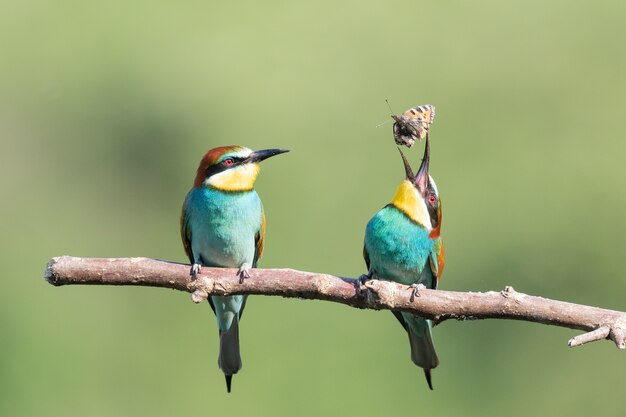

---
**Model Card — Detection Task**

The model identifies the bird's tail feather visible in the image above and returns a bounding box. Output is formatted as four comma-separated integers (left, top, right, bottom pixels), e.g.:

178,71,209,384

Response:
407,317,439,389
218,316,242,393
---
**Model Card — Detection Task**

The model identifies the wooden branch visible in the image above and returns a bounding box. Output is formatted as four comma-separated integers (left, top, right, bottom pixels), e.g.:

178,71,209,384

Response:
44,256,626,350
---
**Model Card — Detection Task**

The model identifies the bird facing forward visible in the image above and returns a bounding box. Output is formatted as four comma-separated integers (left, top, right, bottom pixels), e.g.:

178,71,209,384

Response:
180,145,288,392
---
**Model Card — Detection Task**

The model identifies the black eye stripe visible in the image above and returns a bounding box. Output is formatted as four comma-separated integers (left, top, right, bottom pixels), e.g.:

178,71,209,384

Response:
224,156,246,164
204,156,246,178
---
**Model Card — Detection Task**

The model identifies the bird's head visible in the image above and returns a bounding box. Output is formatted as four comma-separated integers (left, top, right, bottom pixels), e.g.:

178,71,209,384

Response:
391,139,441,233
193,145,289,191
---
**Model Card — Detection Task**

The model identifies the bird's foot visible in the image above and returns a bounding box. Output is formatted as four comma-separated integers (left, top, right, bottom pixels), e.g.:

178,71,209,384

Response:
238,263,252,284
409,283,427,302
190,263,202,281
354,272,372,292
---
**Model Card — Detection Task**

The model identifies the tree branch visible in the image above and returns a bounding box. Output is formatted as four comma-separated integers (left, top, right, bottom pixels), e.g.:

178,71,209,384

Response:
44,256,626,350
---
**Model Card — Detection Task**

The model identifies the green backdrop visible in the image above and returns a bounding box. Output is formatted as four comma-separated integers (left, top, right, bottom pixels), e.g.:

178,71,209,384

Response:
1,1,625,416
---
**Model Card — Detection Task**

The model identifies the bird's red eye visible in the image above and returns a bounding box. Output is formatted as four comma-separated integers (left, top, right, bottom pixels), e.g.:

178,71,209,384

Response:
223,158,234,166
428,194,437,205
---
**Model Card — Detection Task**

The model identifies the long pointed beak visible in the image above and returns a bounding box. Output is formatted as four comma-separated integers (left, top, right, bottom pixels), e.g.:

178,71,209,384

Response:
398,148,414,180
414,138,430,195
248,148,290,163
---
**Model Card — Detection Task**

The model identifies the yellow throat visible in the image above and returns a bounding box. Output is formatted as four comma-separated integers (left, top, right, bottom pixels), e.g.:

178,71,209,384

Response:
207,163,260,191
391,180,432,230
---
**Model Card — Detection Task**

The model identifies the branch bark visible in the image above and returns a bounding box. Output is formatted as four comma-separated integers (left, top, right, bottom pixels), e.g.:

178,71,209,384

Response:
44,256,626,350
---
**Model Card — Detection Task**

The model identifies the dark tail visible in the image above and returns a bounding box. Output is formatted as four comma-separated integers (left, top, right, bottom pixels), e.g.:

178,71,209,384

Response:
218,316,242,393
423,369,434,390
407,317,439,390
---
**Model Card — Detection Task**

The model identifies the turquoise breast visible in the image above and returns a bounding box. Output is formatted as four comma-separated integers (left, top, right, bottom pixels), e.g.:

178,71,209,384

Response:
184,186,263,268
365,205,434,287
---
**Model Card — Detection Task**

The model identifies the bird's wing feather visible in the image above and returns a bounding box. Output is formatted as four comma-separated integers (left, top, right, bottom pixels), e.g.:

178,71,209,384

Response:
428,203,444,286
253,212,266,268
180,198,194,265
181,196,217,315
239,210,265,321
429,238,445,287
364,244,408,332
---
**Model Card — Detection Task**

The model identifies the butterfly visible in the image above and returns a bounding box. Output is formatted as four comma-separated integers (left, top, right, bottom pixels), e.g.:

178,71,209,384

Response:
391,104,436,148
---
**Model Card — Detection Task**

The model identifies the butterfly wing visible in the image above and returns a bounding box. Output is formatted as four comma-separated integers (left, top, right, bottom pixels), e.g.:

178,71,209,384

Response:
404,105,435,140
392,104,436,147
409,105,435,125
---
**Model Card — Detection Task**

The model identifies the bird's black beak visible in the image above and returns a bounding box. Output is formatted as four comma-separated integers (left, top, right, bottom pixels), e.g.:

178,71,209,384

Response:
248,148,290,163
414,138,430,195
398,147,414,181
398,139,430,195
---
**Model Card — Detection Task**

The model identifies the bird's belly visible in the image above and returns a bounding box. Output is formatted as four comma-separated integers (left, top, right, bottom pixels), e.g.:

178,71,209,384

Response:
193,223,256,268
370,252,426,286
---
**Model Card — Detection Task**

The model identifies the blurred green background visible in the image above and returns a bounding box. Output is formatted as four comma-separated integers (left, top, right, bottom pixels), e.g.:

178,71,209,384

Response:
1,0,625,416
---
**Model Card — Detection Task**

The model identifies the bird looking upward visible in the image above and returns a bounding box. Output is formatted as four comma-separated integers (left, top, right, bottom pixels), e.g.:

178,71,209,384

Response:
362,138,444,389
180,145,289,392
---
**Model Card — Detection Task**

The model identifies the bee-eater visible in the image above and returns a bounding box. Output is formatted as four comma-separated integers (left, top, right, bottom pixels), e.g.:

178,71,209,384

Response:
180,145,288,393
362,138,444,389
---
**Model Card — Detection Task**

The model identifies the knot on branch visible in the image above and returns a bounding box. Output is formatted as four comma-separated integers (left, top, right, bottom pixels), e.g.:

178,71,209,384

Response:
191,289,209,303
189,276,217,303
315,274,336,296
363,280,396,310
501,286,517,298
